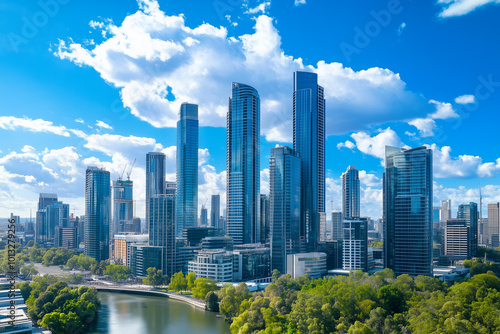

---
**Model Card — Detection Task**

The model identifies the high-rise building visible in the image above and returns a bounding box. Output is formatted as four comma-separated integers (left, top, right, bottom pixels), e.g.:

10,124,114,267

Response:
269,146,301,274
113,179,133,235
176,103,199,237
444,219,469,260
165,181,176,197
226,82,260,245
149,194,176,276
293,71,325,252
343,218,368,271
85,167,111,262
342,165,360,219
200,206,208,226
210,194,220,229
457,202,478,257
45,201,69,246
146,152,166,234
440,200,452,223
331,211,343,241
260,194,270,243
384,146,433,277
487,203,499,248
36,193,58,244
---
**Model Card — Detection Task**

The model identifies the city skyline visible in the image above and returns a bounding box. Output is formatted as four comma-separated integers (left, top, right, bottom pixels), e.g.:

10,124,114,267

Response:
2,0,500,221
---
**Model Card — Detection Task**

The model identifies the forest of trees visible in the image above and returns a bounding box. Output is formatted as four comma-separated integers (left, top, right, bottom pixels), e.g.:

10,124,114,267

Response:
216,269,500,334
17,275,100,334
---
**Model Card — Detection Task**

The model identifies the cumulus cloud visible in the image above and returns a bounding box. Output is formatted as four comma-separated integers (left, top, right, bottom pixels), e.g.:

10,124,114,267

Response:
75,118,85,124
409,100,459,137
96,120,113,129
349,128,407,160
359,170,382,187
428,143,500,178
337,140,355,150
437,0,500,18
54,0,437,142
244,2,271,14
0,116,71,137
455,94,476,104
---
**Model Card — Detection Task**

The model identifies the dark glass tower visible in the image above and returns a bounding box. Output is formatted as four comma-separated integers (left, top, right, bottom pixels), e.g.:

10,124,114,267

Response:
146,152,166,233
149,194,176,277
211,194,220,229
113,179,133,234
293,71,325,252
457,202,478,257
176,103,199,237
270,146,301,274
85,167,111,262
384,146,433,276
227,82,260,245
342,165,360,219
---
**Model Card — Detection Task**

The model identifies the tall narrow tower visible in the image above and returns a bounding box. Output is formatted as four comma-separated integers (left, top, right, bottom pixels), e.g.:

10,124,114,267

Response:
226,82,260,245
293,71,325,252
342,165,360,219
146,152,166,233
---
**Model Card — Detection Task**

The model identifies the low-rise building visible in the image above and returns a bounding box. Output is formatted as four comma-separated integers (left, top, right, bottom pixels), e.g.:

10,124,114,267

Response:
286,252,327,279
188,249,233,282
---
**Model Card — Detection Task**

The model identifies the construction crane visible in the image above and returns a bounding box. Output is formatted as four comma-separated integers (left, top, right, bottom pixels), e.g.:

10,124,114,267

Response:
127,158,136,180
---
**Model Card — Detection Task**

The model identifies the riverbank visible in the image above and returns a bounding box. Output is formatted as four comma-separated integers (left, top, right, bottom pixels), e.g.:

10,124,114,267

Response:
93,286,207,309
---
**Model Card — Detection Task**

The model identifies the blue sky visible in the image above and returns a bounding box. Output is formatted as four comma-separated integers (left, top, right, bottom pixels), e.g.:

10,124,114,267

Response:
1,0,500,220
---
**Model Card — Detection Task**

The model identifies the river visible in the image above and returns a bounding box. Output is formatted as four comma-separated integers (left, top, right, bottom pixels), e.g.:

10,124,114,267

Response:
89,292,231,334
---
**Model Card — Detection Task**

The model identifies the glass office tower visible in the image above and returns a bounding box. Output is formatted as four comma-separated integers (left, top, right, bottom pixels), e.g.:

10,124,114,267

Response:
457,202,478,257
85,167,111,262
293,71,325,252
227,82,260,245
342,165,360,219
176,103,199,237
113,179,133,234
211,194,220,229
146,152,166,233
270,146,301,274
384,146,433,277
149,194,176,277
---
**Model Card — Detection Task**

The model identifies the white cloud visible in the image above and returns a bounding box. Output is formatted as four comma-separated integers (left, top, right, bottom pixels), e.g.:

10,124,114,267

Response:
260,168,270,195
54,1,437,142
244,2,271,14
455,94,476,104
294,0,307,6
96,120,113,129
427,143,500,178
89,20,105,29
398,22,407,35
350,128,407,160
0,116,71,137
359,170,382,187
408,118,437,137
408,99,459,137
437,0,500,18
75,118,85,124
337,140,355,150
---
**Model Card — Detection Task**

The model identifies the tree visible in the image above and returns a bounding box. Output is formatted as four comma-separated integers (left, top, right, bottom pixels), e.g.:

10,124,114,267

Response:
272,269,280,282
105,264,129,282
21,263,39,279
192,277,218,299
142,267,166,287
206,291,219,312
169,271,187,292
91,259,110,276
186,272,196,290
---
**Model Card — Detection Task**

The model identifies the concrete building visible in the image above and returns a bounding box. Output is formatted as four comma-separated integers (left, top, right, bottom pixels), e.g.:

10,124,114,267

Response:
286,252,327,279
488,203,499,248
342,218,368,272
114,234,148,267
444,219,469,261
188,249,233,282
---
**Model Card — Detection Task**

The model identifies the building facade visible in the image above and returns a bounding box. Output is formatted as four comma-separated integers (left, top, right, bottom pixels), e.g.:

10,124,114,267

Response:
286,252,327,279
226,82,260,245
146,152,166,234
113,179,133,235
176,103,199,237
342,218,368,271
444,219,469,260
269,146,301,274
384,146,433,277
85,167,111,262
457,202,478,257
149,195,176,277
211,194,220,229
188,249,233,282
293,71,325,252
488,203,499,248
342,165,360,219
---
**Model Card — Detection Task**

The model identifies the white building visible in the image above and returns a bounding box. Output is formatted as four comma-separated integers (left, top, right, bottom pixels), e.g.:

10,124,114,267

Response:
286,252,327,279
188,249,233,282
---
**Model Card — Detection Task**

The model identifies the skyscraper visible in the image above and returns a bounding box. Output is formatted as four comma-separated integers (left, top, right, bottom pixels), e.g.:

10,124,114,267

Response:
260,194,270,243
149,194,176,277
85,167,111,262
343,218,368,271
440,200,452,223
384,146,433,277
165,181,176,197
457,202,478,257
487,203,499,248
270,146,301,274
331,211,343,241
200,206,208,226
293,71,325,252
211,194,220,229
176,103,199,237
146,152,166,233
227,82,260,245
342,165,360,219
36,193,58,244
113,179,133,234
